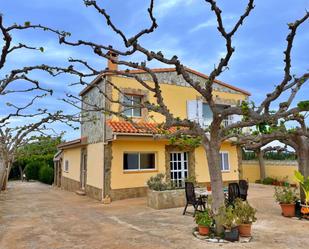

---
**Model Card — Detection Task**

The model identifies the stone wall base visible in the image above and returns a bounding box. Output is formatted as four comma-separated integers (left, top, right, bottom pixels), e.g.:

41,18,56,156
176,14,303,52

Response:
61,176,102,201
86,184,103,201
110,186,148,201
61,176,80,193
147,189,185,209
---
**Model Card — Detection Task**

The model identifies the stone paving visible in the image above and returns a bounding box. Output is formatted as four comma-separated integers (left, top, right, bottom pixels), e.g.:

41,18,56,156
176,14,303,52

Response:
0,181,309,249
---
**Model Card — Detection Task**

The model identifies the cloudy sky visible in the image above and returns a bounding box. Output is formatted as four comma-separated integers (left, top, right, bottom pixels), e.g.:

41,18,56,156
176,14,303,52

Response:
0,0,308,141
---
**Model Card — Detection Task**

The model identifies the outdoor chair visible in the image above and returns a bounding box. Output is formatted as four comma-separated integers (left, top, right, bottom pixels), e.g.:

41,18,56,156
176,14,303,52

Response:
183,182,206,216
239,180,249,201
227,182,240,206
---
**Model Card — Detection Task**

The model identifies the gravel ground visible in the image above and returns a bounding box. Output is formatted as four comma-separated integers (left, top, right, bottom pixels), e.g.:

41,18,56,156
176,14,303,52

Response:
0,181,308,249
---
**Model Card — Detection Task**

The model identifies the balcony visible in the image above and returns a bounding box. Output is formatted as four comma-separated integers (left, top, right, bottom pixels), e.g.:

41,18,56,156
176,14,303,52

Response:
187,100,241,129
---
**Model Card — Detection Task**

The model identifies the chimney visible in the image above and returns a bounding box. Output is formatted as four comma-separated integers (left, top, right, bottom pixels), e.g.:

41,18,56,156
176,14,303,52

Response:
107,51,118,71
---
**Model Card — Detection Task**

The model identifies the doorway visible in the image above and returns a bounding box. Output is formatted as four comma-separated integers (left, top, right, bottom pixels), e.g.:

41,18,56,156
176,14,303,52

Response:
80,148,87,190
169,152,188,188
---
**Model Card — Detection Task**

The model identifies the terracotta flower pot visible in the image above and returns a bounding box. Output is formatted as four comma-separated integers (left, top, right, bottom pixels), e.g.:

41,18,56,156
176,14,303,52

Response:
207,186,211,191
239,223,252,237
198,225,209,236
280,203,295,217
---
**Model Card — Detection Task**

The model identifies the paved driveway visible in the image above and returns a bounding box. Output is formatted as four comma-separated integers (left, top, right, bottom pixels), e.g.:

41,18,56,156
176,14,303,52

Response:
0,181,308,249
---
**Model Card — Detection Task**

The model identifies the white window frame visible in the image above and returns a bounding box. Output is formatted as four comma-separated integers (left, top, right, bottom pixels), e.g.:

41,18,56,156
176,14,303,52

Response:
123,152,156,171
170,152,188,188
219,151,230,172
64,160,69,172
123,94,142,117
222,115,234,127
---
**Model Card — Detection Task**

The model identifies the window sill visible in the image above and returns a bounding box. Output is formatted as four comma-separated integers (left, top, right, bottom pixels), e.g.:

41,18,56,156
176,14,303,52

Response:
123,169,158,174
221,170,230,173
125,116,142,119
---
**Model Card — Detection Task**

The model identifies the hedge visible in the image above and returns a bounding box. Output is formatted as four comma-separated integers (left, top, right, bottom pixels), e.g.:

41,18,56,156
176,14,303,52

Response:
39,165,54,185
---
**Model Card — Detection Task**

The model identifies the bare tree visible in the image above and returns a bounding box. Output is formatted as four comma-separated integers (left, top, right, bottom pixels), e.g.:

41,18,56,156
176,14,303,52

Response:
0,15,75,189
47,0,308,227
244,145,289,181
0,113,65,190
237,115,309,201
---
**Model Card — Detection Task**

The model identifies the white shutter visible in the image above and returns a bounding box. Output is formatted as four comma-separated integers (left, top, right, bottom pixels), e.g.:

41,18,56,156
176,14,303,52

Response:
187,100,198,121
197,100,203,126
187,100,204,126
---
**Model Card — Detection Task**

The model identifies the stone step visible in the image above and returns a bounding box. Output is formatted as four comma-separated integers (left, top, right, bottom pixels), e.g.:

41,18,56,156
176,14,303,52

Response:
75,190,86,196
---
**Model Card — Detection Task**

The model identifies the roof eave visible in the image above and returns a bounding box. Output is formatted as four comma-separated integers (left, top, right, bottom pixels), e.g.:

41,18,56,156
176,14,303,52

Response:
78,67,251,97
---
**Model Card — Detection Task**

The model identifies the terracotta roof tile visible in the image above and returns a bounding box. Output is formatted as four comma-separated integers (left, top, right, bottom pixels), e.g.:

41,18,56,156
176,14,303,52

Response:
107,120,180,135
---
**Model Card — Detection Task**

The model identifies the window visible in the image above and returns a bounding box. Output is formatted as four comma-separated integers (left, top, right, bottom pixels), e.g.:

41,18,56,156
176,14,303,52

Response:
202,103,233,127
64,160,69,172
219,152,230,171
202,103,213,127
123,153,155,171
123,94,142,117
170,152,188,188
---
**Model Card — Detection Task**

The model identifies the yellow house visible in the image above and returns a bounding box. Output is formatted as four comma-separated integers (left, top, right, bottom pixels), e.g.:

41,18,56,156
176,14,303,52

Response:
55,57,250,201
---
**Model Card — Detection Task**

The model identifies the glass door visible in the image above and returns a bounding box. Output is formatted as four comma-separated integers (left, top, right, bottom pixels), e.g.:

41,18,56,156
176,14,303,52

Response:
169,152,188,188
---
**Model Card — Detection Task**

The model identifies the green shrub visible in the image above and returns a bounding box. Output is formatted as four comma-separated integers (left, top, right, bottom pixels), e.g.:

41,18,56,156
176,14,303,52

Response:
39,165,54,185
262,177,276,185
25,162,41,180
195,210,213,227
234,198,257,224
294,170,309,206
147,173,168,191
274,186,298,204
217,205,240,230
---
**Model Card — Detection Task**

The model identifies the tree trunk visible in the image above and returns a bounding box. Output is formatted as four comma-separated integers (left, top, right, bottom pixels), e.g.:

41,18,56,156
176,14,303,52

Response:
237,146,243,180
2,170,8,190
256,149,266,181
295,136,309,203
203,139,225,233
0,159,5,191
0,160,12,190
19,165,24,181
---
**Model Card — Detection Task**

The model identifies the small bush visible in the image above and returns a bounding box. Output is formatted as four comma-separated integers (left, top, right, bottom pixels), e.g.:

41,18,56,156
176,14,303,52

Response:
234,198,257,224
39,165,54,185
274,186,298,204
195,210,213,227
262,177,276,185
147,173,168,191
217,205,240,230
25,162,41,180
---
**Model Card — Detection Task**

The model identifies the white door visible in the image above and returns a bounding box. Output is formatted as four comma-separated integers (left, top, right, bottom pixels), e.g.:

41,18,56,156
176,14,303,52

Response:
169,152,188,188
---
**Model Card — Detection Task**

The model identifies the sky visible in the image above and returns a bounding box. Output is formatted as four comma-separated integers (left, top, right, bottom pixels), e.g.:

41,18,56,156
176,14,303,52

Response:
0,0,308,141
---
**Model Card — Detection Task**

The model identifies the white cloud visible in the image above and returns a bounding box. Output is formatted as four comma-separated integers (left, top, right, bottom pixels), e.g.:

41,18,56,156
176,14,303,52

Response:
155,0,194,18
190,19,217,32
190,15,237,33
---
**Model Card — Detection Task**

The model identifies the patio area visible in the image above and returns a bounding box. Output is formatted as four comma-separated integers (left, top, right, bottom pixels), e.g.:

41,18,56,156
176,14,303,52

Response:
0,181,308,249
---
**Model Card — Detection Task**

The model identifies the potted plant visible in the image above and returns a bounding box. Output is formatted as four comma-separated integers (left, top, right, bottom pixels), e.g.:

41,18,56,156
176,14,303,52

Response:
274,185,298,217
217,205,240,242
234,198,257,237
294,171,309,218
194,210,213,236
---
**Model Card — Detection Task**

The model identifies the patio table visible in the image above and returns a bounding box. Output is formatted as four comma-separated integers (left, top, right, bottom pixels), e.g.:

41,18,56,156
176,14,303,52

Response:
195,188,212,197
195,188,228,197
